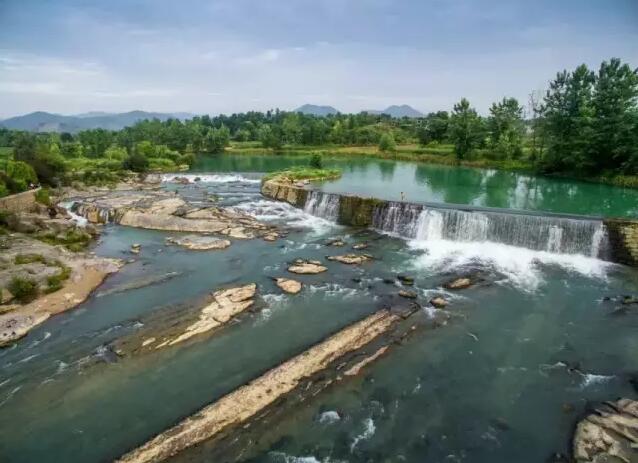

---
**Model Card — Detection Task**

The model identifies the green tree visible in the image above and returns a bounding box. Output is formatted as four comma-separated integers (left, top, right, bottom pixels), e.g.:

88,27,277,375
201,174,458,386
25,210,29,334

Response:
203,126,230,153
105,145,128,160
418,111,449,145
590,58,638,172
487,97,525,159
540,64,595,172
122,153,149,172
378,133,396,152
448,98,483,160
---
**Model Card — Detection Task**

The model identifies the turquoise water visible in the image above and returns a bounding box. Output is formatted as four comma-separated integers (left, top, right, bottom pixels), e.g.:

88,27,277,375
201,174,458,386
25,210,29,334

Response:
193,154,638,218
0,160,636,462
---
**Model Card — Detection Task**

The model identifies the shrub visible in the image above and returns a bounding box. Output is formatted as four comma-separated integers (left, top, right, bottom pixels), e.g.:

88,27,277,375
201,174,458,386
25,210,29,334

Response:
122,153,149,173
45,261,71,293
14,253,46,265
309,154,323,169
379,133,396,152
35,188,51,206
8,276,38,303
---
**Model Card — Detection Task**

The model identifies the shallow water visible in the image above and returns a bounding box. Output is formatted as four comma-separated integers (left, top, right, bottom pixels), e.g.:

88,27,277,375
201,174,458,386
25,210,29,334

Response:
1,161,637,463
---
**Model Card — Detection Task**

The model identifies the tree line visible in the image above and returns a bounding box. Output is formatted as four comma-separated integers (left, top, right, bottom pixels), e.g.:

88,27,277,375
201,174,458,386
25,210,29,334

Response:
0,57,636,195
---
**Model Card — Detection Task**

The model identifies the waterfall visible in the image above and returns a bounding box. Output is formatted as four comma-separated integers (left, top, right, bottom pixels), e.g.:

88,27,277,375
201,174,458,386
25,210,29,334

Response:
372,201,610,259
304,191,340,221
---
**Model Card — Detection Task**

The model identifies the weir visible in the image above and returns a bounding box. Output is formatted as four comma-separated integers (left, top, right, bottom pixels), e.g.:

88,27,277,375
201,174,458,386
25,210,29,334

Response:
260,179,638,264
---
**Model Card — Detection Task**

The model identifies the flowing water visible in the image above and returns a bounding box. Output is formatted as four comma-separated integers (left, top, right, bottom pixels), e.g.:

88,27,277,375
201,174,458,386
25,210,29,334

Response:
1,155,637,463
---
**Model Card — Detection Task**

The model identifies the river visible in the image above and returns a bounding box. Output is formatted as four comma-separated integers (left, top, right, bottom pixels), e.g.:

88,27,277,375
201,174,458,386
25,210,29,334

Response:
0,155,636,462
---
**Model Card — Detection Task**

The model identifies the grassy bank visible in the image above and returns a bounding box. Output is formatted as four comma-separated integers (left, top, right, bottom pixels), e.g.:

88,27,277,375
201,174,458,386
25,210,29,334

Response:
262,167,341,183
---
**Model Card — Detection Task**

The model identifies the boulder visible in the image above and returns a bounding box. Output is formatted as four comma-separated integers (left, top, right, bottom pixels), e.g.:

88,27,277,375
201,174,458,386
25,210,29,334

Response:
326,254,371,265
352,243,369,250
572,398,638,462
398,275,414,286
444,277,472,290
430,297,448,308
326,238,346,247
274,278,302,294
166,235,231,251
288,260,327,275
130,244,141,254
399,290,417,299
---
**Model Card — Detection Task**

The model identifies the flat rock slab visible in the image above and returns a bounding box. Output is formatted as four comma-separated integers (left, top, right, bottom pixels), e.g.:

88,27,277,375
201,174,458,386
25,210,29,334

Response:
573,398,638,462
166,235,231,251
274,278,302,294
287,260,327,274
430,297,449,308
113,284,258,356
326,254,372,265
116,309,405,463
444,277,472,290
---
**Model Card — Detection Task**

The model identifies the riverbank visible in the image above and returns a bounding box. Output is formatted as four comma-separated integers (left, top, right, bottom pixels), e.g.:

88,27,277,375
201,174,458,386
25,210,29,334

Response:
226,142,638,189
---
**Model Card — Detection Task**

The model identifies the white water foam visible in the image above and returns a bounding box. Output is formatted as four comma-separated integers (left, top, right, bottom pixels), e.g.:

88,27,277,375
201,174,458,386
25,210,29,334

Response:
161,173,260,184
580,373,615,389
350,418,376,452
318,410,341,424
59,201,88,227
409,239,611,292
234,199,338,235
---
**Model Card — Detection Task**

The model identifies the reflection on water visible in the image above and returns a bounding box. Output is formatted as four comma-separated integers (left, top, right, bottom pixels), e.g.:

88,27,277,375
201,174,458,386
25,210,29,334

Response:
193,154,638,217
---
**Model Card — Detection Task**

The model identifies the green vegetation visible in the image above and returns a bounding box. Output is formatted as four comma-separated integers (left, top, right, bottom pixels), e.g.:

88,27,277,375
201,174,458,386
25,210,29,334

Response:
263,167,341,182
11,254,71,294
0,57,635,192
309,154,323,169
8,276,38,303
36,229,92,252
45,260,71,293
14,253,46,265
34,188,51,206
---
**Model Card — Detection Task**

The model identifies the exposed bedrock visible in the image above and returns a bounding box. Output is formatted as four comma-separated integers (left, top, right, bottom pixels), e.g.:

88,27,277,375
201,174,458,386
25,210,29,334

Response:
116,305,423,463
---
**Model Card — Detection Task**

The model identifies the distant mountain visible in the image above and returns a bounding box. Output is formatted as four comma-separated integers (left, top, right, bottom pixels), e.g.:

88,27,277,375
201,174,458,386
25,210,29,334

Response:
294,104,339,116
363,105,424,118
0,110,196,133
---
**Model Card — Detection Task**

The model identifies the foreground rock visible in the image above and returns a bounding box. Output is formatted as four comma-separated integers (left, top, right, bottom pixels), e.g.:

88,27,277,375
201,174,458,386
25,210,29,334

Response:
113,284,257,355
287,259,327,275
430,297,449,308
274,278,302,294
165,235,231,251
444,277,472,290
116,307,419,463
326,254,372,265
572,398,638,462
73,191,277,239
0,235,121,346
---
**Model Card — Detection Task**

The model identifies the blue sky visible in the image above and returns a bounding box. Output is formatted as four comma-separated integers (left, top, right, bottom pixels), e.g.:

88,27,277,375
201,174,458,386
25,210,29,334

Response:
0,0,636,117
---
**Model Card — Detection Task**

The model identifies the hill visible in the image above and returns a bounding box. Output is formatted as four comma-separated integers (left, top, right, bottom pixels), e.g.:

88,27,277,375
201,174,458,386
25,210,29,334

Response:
294,104,339,116
363,105,424,118
0,111,196,133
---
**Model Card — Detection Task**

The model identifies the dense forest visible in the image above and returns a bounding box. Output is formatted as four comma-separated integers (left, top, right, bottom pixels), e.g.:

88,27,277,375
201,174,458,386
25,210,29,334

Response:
1,58,636,196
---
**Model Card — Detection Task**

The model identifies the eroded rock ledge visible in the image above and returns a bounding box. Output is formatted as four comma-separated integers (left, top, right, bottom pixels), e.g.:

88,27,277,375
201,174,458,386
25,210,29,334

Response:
117,305,421,463
73,191,279,239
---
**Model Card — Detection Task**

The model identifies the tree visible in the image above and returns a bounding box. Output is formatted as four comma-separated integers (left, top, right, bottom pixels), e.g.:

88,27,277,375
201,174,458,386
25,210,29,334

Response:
259,125,283,151
417,111,449,145
378,133,396,152
448,98,483,160
540,64,595,172
203,126,230,153
528,90,544,160
590,58,638,172
105,145,128,160
309,154,323,169
122,153,149,172
487,97,525,159
13,132,37,163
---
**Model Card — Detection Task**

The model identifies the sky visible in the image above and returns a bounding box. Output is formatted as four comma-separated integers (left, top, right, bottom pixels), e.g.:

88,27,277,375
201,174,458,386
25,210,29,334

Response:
0,0,636,118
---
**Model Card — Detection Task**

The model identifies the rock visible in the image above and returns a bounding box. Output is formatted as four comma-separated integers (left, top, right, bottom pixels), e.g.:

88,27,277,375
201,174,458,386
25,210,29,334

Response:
1,288,14,305
430,297,448,308
399,290,417,299
352,243,369,250
572,398,638,462
274,278,302,294
444,277,472,290
166,235,231,251
263,233,279,242
326,238,346,247
397,275,414,285
383,278,396,285
130,244,141,254
326,254,371,265
288,260,327,275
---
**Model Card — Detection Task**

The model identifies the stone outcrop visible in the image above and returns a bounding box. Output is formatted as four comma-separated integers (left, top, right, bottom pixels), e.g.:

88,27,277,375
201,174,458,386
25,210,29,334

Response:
274,278,302,294
260,178,308,208
572,398,638,462
73,191,277,239
605,219,638,266
116,307,419,463
326,254,372,265
430,297,449,308
287,259,327,274
165,235,231,251
444,277,472,290
113,284,257,355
